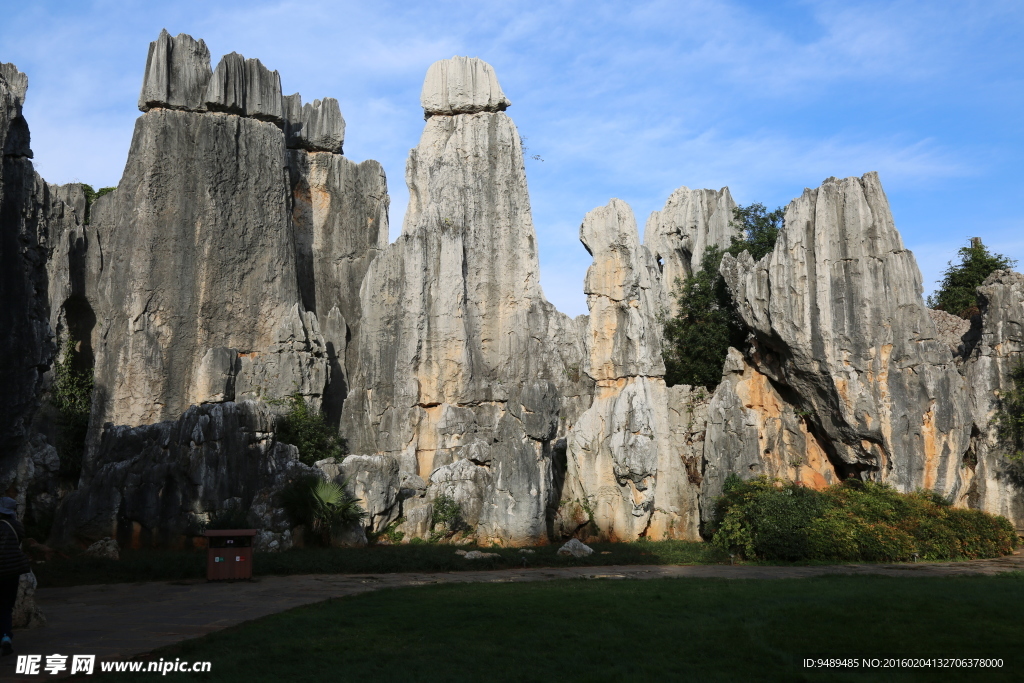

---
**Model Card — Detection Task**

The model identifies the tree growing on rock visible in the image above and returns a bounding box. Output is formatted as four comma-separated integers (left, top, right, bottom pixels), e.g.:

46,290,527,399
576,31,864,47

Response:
927,238,1016,318
663,203,784,389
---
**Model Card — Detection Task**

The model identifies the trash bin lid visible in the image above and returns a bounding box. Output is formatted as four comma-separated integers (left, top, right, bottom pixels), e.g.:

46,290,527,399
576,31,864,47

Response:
202,529,258,537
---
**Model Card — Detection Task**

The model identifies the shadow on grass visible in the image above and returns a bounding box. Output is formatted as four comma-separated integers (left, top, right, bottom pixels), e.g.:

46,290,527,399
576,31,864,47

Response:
107,573,1024,682
35,539,731,588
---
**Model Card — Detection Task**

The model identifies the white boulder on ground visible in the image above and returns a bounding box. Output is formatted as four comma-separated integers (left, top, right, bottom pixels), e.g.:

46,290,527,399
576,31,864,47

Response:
83,537,120,560
558,538,594,557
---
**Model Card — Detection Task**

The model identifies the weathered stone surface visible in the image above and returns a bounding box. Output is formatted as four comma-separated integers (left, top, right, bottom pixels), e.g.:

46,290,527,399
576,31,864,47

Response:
1,64,69,522
316,454,401,533
302,99,345,153
929,308,972,357
563,199,698,541
963,270,1024,526
83,537,120,560
0,63,30,157
90,107,321,429
138,29,212,112
51,401,306,547
204,52,283,123
421,56,510,115
286,149,389,422
720,172,972,499
557,538,593,557
342,58,590,544
282,95,346,153
702,348,839,529
45,32,393,549
580,199,664,380
0,64,47,477
643,186,736,314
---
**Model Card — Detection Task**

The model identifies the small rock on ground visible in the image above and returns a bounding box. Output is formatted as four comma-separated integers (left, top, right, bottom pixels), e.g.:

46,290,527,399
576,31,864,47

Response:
558,539,593,557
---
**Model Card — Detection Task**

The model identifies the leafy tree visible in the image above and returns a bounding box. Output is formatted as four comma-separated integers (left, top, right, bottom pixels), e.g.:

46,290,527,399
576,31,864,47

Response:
727,202,785,261
662,203,784,389
276,393,346,466
52,335,93,482
927,238,1016,318
663,246,744,389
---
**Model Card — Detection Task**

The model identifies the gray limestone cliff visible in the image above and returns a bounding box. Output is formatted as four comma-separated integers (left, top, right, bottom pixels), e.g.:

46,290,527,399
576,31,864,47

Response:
0,64,84,529
10,37,1023,551
712,172,974,512
561,199,700,540
47,32,389,546
962,271,1024,525
341,56,590,545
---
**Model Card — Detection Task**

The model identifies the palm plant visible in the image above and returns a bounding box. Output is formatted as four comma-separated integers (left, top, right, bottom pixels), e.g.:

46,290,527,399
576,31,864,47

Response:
281,474,366,545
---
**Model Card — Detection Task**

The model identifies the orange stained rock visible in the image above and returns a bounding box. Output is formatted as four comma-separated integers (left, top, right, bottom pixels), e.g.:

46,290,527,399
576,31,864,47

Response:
921,401,938,491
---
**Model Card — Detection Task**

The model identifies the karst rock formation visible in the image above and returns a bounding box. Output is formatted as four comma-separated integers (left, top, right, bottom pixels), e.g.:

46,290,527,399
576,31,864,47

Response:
0,32,1020,551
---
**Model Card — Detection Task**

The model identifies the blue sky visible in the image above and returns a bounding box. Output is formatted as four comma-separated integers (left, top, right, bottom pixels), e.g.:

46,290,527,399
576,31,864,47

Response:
2,0,1021,316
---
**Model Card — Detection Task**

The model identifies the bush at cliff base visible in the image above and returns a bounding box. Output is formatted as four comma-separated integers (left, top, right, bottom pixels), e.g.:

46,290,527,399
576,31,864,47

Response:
711,476,1019,562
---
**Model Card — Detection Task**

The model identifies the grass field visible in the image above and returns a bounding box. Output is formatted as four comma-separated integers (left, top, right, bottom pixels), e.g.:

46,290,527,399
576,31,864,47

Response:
104,573,1024,682
34,539,731,588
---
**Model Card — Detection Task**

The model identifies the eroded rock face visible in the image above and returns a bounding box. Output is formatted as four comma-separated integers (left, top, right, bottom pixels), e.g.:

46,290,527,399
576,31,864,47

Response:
90,107,324,429
0,64,73,519
1,64,48,472
286,149,389,422
643,186,736,314
702,348,839,528
421,56,510,115
963,271,1024,525
47,31,389,545
51,401,305,548
562,200,699,541
341,57,591,545
138,29,212,112
719,172,973,500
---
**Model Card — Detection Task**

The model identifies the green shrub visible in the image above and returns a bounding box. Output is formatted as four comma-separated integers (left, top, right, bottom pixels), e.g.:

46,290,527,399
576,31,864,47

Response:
713,476,1017,562
52,335,93,482
429,494,467,542
662,203,783,390
275,393,346,466
368,517,406,545
926,238,1016,318
280,474,365,546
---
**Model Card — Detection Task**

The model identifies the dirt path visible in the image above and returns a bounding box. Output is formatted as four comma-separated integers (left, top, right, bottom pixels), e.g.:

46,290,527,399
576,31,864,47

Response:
2,551,1021,680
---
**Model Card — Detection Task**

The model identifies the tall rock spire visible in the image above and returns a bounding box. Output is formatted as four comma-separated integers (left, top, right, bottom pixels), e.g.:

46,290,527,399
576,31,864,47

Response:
342,57,589,545
562,199,699,541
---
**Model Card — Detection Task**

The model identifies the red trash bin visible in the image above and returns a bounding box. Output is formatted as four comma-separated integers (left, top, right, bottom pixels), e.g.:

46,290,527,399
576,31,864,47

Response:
203,529,257,581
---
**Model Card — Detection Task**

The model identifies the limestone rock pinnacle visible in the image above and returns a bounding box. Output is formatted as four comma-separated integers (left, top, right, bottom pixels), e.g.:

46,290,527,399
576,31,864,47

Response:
420,56,510,115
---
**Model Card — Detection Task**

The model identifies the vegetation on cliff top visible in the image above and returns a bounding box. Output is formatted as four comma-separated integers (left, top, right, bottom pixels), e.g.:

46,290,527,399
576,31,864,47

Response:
927,237,1016,318
712,475,1018,562
81,184,116,225
663,203,784,389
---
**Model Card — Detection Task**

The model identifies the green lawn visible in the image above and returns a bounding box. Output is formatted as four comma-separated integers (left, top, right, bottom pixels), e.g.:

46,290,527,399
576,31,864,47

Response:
35,539,730,588
105,573,1023,682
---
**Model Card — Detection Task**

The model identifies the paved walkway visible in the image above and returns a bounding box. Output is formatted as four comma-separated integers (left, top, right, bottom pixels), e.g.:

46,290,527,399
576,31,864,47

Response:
1,551,1021,680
